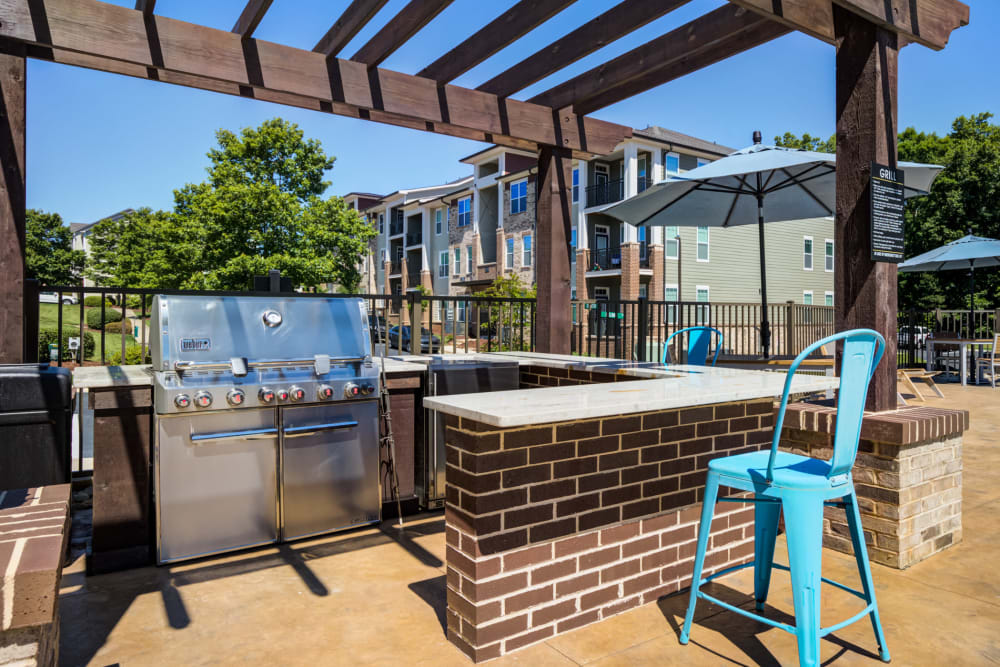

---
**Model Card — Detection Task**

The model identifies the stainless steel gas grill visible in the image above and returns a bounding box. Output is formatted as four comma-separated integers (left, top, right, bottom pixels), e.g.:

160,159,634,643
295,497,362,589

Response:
151,295,381,564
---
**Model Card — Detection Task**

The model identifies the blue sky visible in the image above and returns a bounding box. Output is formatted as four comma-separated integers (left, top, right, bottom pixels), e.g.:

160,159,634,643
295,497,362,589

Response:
26,0,997,224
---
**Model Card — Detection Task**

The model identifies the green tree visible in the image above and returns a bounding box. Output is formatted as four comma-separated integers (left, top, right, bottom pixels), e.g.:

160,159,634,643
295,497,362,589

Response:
175,118,374,291
26,210,85,285
479,275,536,350
85,208,198,288
773,132,836,153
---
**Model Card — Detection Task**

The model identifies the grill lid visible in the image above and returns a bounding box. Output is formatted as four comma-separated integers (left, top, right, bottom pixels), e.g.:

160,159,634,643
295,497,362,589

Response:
150,295,371,372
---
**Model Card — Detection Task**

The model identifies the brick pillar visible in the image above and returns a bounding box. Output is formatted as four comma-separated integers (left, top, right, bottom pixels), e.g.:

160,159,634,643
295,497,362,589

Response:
496,228,506,273
649,244,664,303
383,262,392,294
619,243,640,358
575,248,590,346
400,258,410,326
421,270,433,327
471,233,481,280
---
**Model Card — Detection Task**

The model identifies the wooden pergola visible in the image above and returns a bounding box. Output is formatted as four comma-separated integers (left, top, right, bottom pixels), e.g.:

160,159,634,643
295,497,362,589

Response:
0,0,969,411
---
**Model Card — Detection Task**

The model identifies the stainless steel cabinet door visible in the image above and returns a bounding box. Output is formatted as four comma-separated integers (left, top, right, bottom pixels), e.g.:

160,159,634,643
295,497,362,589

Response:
280,401,380,540
157,409,278,563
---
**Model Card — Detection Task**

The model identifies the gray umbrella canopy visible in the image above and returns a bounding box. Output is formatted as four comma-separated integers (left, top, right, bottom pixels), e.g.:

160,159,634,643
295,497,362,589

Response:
604,141,943,357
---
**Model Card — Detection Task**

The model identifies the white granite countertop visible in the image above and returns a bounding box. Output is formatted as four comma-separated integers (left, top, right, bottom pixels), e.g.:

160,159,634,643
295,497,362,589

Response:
421,354,839,428
72,365,155,388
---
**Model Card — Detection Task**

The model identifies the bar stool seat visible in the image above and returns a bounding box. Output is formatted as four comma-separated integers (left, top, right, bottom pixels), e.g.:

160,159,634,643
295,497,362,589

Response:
679,329,890,667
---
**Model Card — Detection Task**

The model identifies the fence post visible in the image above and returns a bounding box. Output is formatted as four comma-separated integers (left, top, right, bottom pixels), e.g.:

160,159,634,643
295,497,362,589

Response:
784,301,795,357
22,278,39,363
637,297,648,362
994,309,999,336
408,292,420,356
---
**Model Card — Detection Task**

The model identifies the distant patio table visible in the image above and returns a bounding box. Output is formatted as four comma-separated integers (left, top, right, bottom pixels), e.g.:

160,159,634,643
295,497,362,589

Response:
926,337,994,385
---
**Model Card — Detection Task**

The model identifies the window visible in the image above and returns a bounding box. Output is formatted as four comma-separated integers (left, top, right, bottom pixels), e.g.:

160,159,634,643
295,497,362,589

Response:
803,237,813,270
378,214,384,234
458,197,471,226
637,155,649,192
433,301,441,323
572,169,579,202
594,286,610,301
803,291,813,305
825,239,834,272
664,285,678,324
825,291,834,307
435,209,443,235
696,226,709,261
438,251,449,277
380,249,386,263
510,179,527,214
506,237,514,268
665,226,679,259
466,245,473,274
697,158,709,168
455,248,461,274
696,286,710,325
571,228,577,251
639,284,647,299
523,235,532,267
665,152,680,175
457,301,466,323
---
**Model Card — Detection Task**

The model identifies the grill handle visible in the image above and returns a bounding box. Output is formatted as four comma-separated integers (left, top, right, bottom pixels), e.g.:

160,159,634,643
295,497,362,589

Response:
190,426,279,443
174,356,367,372
283,420,359,439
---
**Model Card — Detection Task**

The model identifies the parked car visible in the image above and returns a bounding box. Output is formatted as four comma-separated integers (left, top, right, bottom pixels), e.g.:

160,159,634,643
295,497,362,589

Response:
387,325,441,353
898,325,930,347
39,292,78,305
368,314,387,343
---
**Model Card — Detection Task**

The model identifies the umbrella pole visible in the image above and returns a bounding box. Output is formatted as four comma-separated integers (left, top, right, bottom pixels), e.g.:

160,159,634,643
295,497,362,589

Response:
756,193,771,358
969,264,975,338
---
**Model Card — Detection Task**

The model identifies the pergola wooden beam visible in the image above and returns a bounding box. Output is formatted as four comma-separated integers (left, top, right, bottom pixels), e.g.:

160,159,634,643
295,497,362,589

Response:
313,0,390,59
134,0,155,17
530,4,780,113
0,0,629,156
351,0,454,68
232,0,274,39
417,0,575,84
477,0,693,99
727,0,969,50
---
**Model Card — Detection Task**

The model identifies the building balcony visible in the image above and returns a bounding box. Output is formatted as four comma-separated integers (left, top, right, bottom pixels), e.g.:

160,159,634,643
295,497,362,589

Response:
590,247,621,271
640,241,650,268
389,260,402,276
405,232,422,246
585,177,652,208
406,270,423,288
389,222,404,236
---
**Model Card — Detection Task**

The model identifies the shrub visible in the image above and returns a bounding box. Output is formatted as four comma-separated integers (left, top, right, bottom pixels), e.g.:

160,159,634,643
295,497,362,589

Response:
83,295,112,307
106,346,151,365
125,294,154,310
85,307,123,330
102,319,132,334
38,329,95,361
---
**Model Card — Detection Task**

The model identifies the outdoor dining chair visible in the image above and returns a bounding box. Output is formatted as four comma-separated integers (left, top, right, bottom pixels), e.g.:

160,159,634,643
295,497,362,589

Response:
679,329,889,667
975,333,1000,387
661,326,723,366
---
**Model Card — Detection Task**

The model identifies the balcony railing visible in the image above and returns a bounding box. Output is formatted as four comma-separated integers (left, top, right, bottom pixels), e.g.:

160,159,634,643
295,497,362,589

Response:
389,260,402,275
405,232,422,245
586,179,624,207
389,221,404,236
639,241,649,268
589,247,621,271
406,270,422,287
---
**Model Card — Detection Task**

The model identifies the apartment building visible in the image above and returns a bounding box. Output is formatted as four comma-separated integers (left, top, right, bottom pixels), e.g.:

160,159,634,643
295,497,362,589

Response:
70,208,136,287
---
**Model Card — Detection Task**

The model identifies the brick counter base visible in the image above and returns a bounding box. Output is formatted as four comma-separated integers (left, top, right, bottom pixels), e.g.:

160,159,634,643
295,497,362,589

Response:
779,403,968,569
444,398,774,662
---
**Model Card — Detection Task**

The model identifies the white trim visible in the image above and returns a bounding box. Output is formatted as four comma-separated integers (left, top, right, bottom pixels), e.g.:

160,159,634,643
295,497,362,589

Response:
505,236,515,269
435,208,443,235
803,290,814,305
510,177,528,215
594,286,611,301
824,291,834,307
803,236,814,271
522,233,532,267
824,238,834,272
664,226,679,260
438,250,450,278
696,226,709,262
695,285,710,325
664,151,680,175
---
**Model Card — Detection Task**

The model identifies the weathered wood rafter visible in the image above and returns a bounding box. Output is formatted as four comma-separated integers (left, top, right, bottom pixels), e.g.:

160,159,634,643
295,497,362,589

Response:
232,0,274,39
350,0,454,68
313,0,390,58
728,0,969,50
477,0,693,99
417,0,575,84
0,0,629,156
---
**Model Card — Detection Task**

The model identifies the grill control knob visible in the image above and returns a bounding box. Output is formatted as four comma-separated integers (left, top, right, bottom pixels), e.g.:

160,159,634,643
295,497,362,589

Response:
344,383,360,399
317,385,335,400
227,389,246,406
194,391,213,408
289,386,305,402
276,389,290,402
361,383,376,396
259,388,276,404
174,394,191,408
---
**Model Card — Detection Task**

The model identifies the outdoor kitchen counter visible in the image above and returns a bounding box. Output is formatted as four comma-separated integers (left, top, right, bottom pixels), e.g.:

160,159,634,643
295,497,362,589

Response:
422,355,839,427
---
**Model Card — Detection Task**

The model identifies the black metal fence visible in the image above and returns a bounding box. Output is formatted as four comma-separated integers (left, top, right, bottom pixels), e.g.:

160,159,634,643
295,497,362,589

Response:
897,308,998,369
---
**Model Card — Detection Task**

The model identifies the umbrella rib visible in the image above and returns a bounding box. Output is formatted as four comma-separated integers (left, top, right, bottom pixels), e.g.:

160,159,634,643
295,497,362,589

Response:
633,181,710,227
723,174,751,227
760,162,829,193
774,167,834,216
763,166,834,195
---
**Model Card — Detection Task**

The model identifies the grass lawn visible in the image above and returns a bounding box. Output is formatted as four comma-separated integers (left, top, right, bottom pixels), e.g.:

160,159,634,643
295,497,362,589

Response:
38,303,138,362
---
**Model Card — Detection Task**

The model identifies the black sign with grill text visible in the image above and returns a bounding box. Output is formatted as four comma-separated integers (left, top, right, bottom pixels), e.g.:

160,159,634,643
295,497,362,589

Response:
870,162,906,262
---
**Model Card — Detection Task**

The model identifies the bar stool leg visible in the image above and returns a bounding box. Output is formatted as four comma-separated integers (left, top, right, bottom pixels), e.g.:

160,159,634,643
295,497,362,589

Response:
782,494,824,667
679,473,720,645
753,495,781,611
844,489,891,662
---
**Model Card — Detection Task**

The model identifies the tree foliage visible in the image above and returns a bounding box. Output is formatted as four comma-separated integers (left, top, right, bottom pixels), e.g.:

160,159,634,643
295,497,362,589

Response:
26,209,84,285
773,132,836,153
85,208,198,288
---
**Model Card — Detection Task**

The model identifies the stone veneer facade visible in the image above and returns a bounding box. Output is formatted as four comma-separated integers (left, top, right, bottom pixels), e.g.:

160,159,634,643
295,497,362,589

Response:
444,365,776,661
779,403,967,569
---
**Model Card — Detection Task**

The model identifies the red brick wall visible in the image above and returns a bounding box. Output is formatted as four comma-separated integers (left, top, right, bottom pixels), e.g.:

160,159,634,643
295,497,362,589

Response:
519,365,639,389
444,398,775,661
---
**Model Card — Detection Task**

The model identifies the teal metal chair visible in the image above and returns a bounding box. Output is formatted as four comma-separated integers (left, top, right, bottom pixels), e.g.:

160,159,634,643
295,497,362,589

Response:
662,326,723,366
679,329,889,667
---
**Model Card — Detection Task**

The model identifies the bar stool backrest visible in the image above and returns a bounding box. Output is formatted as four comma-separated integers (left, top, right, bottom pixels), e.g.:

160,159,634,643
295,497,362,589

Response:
662,327,724,366
768,329,885,483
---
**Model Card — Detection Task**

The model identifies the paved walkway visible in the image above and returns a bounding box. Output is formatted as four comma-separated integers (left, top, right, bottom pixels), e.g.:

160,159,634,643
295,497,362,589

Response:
59,383,1000,666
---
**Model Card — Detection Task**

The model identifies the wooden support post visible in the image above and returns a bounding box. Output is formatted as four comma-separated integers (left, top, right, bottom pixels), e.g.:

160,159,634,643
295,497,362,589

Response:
834,6,899,411
0,47,26,364
535,145,573,354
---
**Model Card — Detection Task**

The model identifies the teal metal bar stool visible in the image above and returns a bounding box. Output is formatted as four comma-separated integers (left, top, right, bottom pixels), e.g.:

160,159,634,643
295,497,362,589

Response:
662,326,723,366
679,329,890,667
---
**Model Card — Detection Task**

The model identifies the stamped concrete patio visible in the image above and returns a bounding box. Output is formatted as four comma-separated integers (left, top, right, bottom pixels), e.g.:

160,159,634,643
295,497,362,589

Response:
59,383,1000,666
